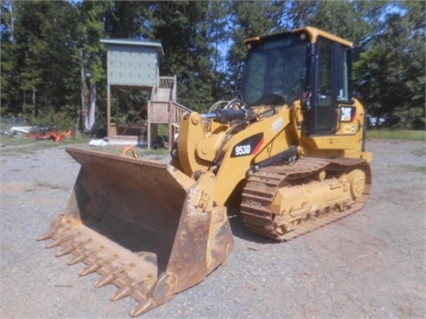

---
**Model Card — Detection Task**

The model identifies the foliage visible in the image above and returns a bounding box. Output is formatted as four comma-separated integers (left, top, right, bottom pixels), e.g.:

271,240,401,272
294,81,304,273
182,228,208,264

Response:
151,1,220,111
290,0,425,129
1,1,81,120
225,1,289,95
353,1,425,129
1,0,424,129
289,0,377,43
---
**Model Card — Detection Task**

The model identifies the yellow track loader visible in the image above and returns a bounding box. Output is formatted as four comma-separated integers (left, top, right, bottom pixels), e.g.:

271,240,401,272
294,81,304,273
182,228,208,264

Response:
39,27,372,316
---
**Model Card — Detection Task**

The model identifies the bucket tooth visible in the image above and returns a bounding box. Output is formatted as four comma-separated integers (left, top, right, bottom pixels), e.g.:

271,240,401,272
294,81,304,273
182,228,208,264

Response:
95,269,125,288
111,286,132,301
79,254,116,276
37,230,56,241
56,239,90,258
67,252,86,265
55,243,77,257
130,299,156,317
94,272,115,288
66,243,97,265
79,263,101,276
46,237,64,249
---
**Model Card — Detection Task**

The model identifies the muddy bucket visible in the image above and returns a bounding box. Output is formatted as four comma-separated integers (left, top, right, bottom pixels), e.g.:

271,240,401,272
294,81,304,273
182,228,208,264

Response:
38,148,234,316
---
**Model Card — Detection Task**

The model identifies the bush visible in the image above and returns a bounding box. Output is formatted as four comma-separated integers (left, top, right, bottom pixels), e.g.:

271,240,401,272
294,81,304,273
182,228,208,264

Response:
25,106,79,132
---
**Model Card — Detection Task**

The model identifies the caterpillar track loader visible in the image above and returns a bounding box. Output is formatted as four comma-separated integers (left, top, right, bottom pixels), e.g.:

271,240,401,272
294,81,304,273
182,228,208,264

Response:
39,27,372,316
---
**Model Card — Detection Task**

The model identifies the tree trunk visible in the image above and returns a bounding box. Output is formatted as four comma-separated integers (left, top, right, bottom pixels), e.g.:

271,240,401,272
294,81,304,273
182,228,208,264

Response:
80,49,89,132
22,91,26,115
32,85,36,116
85,82,96,132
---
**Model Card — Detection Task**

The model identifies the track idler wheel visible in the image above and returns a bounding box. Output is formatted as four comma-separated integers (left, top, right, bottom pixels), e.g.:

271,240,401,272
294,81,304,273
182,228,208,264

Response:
346,169,366,199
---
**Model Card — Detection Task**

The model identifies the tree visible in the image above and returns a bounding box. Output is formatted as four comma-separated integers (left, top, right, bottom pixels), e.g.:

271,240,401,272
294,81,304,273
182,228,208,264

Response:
152,1,219,111
290,0,425,129
205,1,231,101
104,1,153,39
1,0,423,130
1,0,21,115
225,1,289,96
354,1,425,129
1,0,80,128
76,1,112,133
289,0,377,43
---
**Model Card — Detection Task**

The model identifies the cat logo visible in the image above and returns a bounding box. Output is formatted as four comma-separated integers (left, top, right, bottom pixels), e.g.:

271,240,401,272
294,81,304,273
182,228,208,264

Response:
340,106,356,122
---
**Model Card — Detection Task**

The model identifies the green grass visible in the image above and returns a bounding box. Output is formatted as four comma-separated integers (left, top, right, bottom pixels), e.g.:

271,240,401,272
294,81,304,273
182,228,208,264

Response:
367,129,425,141
144,148,169,156
0,134,34,146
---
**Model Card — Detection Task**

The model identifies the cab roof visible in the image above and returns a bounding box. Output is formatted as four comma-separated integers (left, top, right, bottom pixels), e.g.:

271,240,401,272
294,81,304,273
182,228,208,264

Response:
244,26,353,48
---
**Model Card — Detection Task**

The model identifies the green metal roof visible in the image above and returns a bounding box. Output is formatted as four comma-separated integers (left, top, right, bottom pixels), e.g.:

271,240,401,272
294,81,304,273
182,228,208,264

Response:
101,38,164,57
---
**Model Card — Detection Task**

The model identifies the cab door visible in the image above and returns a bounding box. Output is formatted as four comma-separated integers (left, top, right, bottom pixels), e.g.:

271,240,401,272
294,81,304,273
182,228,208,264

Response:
306,37,352,136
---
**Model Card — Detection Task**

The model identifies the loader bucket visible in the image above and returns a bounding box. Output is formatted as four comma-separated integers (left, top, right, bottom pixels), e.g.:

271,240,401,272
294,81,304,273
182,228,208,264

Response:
38,148,234,316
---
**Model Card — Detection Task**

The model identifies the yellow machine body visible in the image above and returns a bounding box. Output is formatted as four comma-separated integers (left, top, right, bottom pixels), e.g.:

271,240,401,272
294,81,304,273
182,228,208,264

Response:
39,27,372,316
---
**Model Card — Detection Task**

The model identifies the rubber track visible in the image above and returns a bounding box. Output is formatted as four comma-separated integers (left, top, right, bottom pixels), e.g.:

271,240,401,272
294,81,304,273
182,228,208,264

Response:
240,157,371,241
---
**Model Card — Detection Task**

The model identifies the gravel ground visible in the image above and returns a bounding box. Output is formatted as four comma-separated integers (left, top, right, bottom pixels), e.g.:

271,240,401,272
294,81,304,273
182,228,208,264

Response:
0,138,425,319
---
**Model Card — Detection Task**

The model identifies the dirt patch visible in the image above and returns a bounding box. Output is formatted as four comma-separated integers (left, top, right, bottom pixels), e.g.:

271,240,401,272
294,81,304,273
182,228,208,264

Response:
0,182,57,194
0,182,34,193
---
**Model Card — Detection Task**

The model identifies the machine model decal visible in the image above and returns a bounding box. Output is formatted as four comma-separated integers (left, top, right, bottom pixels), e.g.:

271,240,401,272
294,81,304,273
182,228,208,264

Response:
231,133,264,158
340,106,356,122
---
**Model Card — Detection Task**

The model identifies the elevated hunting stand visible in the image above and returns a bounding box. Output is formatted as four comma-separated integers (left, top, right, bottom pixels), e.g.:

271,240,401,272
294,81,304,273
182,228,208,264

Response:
101,39,190,149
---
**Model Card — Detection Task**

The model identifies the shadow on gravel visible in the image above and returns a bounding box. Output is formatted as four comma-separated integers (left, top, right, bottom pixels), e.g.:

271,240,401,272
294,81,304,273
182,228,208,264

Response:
227,206,278,245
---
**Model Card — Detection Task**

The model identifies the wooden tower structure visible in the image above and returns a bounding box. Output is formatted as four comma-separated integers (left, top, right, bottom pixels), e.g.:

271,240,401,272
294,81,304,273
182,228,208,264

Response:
101,39,190,149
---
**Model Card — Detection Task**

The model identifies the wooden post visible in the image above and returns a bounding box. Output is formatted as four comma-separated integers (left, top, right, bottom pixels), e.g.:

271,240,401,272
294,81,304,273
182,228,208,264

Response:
107,85,112,138
168,101,174,149
147,100,151,149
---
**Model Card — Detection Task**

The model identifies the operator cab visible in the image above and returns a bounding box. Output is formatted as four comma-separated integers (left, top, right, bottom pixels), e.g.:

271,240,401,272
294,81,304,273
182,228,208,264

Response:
242,27,356,136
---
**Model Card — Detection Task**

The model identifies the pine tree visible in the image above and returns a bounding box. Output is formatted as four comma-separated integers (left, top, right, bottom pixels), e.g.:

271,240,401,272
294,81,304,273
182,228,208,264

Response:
76,0,112,132
354,1,425,129
152,1,218,111
225,1,288,97
1,0,80,129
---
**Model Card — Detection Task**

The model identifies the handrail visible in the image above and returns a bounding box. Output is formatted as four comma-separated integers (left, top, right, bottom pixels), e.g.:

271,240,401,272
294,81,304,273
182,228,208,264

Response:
170,101,192,125
171,101,191,113
151,76,177,101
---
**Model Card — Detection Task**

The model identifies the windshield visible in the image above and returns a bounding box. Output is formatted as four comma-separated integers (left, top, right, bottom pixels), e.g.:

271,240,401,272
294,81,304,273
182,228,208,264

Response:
242,34,308,106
